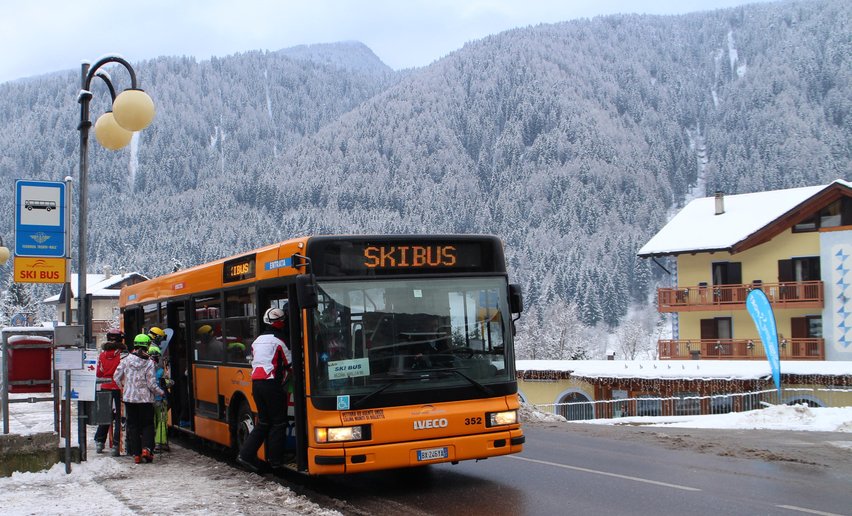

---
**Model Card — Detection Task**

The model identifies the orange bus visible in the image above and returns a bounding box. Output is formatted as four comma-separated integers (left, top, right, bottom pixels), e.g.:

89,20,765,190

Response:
119,234,524,475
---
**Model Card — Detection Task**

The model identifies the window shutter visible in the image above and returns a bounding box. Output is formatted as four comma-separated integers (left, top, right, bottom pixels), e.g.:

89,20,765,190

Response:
790,317,808,339
778,259,794,282
700,319,717,339
728,262,742,284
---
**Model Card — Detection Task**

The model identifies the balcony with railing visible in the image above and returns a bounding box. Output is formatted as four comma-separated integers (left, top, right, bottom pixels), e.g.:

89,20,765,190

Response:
658,338,825,360
657,281,823,312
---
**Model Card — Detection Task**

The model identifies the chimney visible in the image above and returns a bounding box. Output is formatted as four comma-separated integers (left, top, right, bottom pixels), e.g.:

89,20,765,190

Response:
103,265,112,279
714,191,725,215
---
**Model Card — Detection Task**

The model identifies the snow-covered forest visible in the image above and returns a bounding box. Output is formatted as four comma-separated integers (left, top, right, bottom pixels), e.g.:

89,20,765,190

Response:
0,1,849,360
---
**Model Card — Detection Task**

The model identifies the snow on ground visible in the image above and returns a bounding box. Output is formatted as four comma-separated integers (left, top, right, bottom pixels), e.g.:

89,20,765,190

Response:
1,446,340,516
520,401,852,434
1,395,340,516
4,396,852,515
572,404,852,433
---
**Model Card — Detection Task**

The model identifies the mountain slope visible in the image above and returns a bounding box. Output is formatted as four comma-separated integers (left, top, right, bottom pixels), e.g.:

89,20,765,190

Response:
261,0,849,332
0,1,848,338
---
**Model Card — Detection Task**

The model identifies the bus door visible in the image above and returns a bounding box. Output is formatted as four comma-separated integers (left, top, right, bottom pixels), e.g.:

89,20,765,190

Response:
166,300,193,430
257,286,300,458
122,308,142,349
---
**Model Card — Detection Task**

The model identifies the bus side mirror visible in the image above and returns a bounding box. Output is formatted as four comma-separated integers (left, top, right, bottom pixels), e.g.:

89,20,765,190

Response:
297,274,318,309
509,283,523,314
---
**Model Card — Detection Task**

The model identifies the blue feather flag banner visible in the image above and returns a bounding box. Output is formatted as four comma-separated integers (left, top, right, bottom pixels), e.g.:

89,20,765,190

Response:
746,289,781,397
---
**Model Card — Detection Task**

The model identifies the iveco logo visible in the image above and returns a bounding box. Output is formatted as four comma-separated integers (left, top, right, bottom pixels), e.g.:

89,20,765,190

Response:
413,418,448,430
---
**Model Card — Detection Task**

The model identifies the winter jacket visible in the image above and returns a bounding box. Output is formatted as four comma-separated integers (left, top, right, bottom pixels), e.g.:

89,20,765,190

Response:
114,350,164,403
96,349,122,391
250,330,291,383
152,361,166,402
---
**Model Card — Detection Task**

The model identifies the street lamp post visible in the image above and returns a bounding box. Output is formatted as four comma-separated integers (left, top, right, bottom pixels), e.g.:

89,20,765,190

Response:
0,236,9,266
76,56,154,460
77,56,155,347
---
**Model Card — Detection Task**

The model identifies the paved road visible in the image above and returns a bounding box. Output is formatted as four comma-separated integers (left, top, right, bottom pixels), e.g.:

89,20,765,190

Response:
301,422,852,515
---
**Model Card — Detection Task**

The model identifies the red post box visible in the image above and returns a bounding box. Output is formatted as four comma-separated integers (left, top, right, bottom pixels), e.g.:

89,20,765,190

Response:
7,335,53,393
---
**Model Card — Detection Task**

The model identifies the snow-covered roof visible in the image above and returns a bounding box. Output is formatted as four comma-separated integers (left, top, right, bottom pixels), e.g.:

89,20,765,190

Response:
637,179,851,257
42,272,147,303
517,360,852,380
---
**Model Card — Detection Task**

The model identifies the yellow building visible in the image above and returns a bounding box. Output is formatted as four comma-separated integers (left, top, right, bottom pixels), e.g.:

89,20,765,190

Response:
638,180,851,361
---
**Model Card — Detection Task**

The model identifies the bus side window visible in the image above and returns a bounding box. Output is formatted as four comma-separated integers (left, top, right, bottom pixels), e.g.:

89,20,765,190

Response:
225,318,254,364
196,323,225,362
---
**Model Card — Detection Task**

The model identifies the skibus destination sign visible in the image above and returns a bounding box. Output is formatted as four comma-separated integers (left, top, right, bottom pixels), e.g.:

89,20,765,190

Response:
15,180,66,258
308,237,505,276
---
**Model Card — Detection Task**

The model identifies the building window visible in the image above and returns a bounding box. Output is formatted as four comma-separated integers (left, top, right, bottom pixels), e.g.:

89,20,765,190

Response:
778,257,821,301
793,198,852,232
636,394,662,417
741,392,762,411
701,317,732,355
712,262,742,286
612,389,629,418
674,392,701,415
807,316,822,338
710,393,733,414
793,215,818,232
558,392,594,421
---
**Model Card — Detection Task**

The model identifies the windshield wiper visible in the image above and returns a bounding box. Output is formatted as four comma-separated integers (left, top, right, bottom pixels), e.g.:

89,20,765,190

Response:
352,374,420,409
445,368,494,396
421,367,494,396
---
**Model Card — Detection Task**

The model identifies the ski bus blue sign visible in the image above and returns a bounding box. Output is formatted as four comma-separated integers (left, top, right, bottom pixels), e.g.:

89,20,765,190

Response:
15,180,67,258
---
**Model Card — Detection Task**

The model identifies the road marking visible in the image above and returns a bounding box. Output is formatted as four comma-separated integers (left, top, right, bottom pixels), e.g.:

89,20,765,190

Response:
507,455,701,492
776,505,844,516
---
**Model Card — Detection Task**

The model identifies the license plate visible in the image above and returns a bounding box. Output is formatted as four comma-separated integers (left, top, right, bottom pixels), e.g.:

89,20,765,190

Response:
417,447,448,461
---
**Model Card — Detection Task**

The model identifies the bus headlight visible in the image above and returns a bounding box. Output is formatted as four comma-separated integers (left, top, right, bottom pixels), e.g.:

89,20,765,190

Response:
315,425,364,443
487,410,517,427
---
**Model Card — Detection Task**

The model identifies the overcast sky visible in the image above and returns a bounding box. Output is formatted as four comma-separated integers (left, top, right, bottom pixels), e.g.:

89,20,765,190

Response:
1,0,776,84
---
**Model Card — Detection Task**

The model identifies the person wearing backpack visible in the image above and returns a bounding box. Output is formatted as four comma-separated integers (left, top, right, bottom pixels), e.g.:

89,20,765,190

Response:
114,334,164,464
148,344,172,452
94,329,125,455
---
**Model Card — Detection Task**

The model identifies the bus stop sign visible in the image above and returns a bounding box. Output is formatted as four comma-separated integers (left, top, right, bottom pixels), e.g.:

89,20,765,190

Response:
15,180,66,258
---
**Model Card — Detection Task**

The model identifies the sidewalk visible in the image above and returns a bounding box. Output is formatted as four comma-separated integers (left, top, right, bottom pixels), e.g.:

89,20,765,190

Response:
0,392,76,477
0,394,341,515
3,392,70,436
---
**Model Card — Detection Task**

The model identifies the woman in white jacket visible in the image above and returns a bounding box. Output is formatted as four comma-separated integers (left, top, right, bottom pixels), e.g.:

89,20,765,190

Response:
114,333,164,464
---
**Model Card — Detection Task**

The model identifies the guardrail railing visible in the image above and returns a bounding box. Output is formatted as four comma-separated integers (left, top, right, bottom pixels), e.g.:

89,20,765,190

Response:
657,281,823,312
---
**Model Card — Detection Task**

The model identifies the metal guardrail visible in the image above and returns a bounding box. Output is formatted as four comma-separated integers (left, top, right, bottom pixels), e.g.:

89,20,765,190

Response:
534,388,851,421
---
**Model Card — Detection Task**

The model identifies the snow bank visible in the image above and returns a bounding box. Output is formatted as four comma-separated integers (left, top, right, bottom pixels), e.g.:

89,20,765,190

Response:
571,404,852,433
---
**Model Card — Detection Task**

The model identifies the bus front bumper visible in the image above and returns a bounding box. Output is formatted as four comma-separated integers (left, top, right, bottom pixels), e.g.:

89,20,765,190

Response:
308,427,524,475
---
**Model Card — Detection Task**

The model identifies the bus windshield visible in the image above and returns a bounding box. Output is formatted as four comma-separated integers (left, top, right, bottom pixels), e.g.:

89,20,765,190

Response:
309,276,514,400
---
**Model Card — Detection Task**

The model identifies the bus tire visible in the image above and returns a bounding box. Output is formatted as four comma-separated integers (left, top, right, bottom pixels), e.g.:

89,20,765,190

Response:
233,399,255,453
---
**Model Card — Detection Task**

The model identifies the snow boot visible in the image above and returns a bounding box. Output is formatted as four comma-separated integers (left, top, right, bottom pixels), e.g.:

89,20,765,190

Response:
96,441,105,454
142,448,154,463
236,456,259,473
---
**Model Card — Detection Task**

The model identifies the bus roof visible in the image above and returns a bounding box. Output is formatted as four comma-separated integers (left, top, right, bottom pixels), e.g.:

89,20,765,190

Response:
119,236,310,307
120,234,506,308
